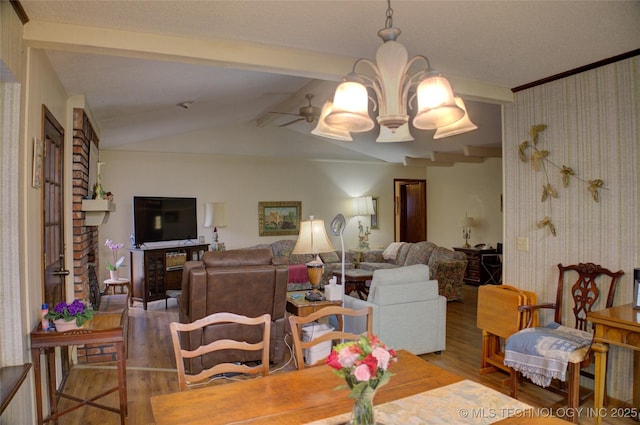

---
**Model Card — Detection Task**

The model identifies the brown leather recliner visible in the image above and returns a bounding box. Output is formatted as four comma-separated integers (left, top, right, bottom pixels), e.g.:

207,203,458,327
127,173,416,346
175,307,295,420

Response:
178,248,288,373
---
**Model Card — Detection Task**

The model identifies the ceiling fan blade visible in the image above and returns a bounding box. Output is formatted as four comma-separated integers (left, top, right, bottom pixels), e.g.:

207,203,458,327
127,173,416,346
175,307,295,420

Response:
269,111,301,117
279,118,304,127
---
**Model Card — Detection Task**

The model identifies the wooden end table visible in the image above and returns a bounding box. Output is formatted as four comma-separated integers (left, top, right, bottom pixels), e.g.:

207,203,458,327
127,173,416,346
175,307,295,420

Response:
333,269,373,300
104,277,132,306
286,291,343,331
30,311,128,425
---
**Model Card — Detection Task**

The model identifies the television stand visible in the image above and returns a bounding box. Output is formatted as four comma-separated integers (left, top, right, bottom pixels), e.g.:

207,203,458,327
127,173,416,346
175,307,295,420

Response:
129,244,208,310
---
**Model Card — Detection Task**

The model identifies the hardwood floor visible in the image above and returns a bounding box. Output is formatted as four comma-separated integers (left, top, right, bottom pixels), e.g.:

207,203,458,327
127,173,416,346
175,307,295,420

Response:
55,286,637,424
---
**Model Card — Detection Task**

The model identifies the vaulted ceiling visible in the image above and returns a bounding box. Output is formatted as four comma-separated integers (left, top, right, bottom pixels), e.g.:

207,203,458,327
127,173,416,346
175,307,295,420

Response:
17,1,640,164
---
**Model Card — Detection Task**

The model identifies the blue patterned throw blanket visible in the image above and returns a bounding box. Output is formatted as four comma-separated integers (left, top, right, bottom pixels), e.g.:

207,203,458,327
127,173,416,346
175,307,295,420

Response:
504,322,592,387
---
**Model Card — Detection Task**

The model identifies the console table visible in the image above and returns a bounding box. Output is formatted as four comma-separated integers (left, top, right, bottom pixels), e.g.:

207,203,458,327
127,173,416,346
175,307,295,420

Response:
588,303,640,424
130,244,208,309
30,311,127,425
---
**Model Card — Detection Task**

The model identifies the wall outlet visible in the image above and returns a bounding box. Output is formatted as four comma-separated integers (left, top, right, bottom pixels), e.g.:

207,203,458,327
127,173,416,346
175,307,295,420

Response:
517,237,529,251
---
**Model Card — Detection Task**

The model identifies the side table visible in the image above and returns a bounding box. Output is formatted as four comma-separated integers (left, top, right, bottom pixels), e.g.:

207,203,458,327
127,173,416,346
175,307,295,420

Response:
104,277,131,306
30,311,128,425
588,304,640,424
286,291,343,331
333,269,373,300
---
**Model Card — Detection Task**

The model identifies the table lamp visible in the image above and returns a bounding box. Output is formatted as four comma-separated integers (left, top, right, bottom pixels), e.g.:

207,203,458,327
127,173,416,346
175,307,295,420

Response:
204,202,227,250
460,213,475,248
292,216,335,301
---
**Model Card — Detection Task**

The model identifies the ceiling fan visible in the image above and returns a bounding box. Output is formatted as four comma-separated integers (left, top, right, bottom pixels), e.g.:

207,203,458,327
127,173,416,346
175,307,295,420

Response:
270,94,320,127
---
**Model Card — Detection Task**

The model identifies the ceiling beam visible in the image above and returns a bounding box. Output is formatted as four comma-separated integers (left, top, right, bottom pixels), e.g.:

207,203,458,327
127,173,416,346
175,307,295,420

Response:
403,157,453,167
22,20,514,104
430,153,484,163
463,146,502,158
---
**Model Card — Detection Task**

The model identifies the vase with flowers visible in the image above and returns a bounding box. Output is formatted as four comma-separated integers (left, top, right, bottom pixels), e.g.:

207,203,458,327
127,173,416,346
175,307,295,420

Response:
105,239,125,280
44,299,95,332
327,334,397,425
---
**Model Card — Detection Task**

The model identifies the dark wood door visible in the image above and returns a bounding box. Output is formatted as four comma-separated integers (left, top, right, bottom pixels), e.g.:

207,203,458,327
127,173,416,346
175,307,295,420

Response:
42,106,68,309
394,179,426,243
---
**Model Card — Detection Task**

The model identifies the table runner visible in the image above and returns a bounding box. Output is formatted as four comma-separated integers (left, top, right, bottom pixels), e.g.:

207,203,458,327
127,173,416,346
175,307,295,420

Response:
305,379,531,424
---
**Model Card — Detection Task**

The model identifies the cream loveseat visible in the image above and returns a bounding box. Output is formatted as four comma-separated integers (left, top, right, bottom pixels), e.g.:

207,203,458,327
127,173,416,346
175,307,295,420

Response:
359,241,467,301
343,264,446,355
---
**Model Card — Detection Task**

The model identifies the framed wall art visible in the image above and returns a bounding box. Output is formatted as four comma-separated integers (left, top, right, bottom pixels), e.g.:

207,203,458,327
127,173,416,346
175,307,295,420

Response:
258,201,301,236
370,197,379,229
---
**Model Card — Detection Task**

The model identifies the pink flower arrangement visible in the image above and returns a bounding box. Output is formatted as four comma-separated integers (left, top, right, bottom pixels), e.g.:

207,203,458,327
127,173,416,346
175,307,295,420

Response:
105,239,125,271
327,334,397,397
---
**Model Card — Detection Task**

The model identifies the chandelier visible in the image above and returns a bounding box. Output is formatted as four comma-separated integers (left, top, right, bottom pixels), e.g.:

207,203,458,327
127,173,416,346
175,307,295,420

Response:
319,0,475,142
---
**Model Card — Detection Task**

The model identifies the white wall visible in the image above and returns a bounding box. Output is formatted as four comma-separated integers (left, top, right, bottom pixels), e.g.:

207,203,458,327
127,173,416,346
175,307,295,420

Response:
97,151,425,278
427,158,503,249
98,150,504,281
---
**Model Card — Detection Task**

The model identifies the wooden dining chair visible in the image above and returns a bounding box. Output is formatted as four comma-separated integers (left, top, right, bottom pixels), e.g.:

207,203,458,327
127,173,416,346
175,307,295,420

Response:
505,263,624,423
170,312,271,391
289,306,373,369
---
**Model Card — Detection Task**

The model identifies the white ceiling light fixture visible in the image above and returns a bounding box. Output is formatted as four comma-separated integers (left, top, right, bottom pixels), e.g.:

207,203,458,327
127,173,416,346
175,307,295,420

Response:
433,97,478,139
311,102,353,141
325,0,470,139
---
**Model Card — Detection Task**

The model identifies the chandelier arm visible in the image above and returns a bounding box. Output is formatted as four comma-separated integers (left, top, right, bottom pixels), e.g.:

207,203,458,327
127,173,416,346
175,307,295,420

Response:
400,56,432,111
352,59,385,115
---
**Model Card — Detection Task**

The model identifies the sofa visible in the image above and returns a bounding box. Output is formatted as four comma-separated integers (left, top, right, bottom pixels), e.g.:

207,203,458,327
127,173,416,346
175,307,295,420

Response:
359,241,467,302
178,248,288,372
246,239,355,290
343,264,446,355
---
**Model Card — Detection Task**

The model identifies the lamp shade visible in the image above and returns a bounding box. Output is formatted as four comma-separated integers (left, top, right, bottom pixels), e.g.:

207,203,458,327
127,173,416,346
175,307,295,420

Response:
292,217,335,255
204,202,227,228
413,73,464,130
311,102,353,141
352,196,375,216
325,80,374,133
460,214,475,227
433,97,478,139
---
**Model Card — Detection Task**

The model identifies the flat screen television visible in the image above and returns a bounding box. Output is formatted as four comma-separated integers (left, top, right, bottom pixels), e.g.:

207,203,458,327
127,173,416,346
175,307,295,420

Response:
133,196,197,247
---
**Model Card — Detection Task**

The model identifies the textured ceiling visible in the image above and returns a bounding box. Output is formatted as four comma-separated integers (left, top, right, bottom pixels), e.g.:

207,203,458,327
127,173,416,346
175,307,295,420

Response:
17,0,640,164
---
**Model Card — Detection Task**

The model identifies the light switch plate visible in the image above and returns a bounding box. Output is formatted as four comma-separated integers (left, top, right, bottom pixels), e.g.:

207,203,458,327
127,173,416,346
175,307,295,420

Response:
517,237,529,251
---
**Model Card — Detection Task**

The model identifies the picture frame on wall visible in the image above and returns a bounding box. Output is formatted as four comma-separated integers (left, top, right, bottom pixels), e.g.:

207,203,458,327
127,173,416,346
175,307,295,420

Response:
258,201,302,236
370,197,379,229
32,137,43,189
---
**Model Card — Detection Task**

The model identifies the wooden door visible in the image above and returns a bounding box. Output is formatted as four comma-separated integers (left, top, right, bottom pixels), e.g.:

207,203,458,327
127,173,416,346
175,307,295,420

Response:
42,106,68,309
394,179,427,243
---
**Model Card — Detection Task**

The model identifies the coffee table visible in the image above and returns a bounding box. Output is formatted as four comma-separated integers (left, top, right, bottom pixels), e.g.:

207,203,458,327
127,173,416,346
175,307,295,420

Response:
333,269,373,300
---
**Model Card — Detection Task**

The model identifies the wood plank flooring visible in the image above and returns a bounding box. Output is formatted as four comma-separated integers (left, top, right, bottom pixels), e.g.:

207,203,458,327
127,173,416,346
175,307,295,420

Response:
55,286,637,424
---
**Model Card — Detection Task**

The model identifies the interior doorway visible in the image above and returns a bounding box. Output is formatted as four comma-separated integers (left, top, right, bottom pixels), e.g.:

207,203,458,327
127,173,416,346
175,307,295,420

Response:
394,179,427,243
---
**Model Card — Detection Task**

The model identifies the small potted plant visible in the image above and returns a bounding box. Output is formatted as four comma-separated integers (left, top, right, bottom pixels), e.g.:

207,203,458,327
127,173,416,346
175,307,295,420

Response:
105,239,125,280
45,299,95,332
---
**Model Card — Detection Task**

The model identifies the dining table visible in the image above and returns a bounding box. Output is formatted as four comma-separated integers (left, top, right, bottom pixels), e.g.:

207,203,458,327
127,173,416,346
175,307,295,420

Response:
150,350,558,425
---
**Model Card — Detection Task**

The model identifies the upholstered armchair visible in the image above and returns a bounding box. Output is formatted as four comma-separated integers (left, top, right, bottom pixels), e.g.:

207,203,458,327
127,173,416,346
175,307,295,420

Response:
178,248,288,372
343,264,446,355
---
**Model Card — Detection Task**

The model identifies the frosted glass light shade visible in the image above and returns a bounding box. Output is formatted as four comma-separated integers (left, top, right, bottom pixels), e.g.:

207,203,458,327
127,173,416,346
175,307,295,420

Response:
292,217,335,254
204,202,227,228
413,74,464,130
433,97,478,139
325,81,374,133
311,102,353,141
352,196,375,216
